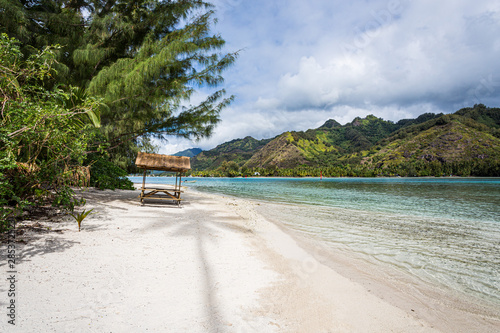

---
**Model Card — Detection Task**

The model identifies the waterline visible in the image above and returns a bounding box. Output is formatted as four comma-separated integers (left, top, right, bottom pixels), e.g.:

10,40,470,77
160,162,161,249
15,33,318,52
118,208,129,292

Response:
129,176,500,304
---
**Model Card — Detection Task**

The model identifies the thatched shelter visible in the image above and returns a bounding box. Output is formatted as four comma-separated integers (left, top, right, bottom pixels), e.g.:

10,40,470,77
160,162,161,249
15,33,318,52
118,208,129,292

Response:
135,152,190,173
135,152,191,206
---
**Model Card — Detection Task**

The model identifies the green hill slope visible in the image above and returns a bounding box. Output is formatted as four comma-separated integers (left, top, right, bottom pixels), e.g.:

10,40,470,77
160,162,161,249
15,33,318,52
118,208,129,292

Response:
191,105,500,177
243,113,441,169
367,116,500,168
191,136,272,170
244,133,308,169
173,148,203,157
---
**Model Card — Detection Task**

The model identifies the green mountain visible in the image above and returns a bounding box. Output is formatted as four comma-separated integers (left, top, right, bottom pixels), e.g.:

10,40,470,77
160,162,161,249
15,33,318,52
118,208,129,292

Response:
191,105,500,177
192,136,272,170
367,115,500,166
173,148,203,158
244,133,308,169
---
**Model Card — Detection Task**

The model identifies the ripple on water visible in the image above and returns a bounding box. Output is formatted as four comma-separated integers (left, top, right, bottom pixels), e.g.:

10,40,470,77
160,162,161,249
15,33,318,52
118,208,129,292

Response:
257,202,500,305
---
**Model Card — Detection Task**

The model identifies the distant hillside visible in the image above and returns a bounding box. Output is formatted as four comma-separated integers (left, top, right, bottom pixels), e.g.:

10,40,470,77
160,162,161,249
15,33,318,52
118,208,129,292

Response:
366,115,500,168
191,136,272,170
244,133,308,169
191,112,441,170
191,105,500,177
173,148,203,158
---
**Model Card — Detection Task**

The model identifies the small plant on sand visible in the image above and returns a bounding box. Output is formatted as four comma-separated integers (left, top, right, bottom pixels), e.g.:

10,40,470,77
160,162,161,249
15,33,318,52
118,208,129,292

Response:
69,209,94,232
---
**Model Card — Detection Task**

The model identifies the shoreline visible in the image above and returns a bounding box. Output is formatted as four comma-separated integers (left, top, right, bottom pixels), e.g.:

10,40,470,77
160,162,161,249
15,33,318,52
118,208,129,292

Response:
252,199,500,304
191,186,500,332
1,185,498,332
129,175,500,179
252,200,500,331
189,187,500,332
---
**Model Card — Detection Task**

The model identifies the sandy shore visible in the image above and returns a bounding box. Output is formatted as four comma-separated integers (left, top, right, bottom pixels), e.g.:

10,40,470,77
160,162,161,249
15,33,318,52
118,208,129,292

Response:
1,185,498,332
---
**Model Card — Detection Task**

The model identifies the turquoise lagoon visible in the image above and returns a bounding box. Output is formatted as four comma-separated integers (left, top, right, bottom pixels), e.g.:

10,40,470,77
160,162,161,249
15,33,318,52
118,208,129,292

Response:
129,176,500,305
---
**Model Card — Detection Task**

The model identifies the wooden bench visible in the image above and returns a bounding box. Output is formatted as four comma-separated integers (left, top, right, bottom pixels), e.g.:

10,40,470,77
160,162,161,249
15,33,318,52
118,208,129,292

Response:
139,187,184,206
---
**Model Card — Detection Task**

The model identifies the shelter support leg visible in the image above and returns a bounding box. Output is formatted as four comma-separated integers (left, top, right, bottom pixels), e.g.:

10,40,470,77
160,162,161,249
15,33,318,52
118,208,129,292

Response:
179,173,183,206
141,169,146,205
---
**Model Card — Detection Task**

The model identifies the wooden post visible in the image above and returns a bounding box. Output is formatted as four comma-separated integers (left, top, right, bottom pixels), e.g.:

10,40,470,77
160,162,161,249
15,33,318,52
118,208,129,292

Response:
178,172,182,198
175,172,181,206
141,169,146,204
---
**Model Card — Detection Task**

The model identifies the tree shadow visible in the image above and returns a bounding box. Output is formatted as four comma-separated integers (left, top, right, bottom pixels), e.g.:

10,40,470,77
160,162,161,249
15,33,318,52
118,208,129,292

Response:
0,237,80,267
139,199,191,208
1,188,253,331
75,188,193,209
80,189,245,331
0,286,6,307
75,188,140,204
162,204,253,332
169,221,225,331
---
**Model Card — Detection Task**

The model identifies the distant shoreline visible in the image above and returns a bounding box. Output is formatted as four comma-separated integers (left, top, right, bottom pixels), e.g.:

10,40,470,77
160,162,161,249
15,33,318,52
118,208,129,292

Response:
129,175,500,179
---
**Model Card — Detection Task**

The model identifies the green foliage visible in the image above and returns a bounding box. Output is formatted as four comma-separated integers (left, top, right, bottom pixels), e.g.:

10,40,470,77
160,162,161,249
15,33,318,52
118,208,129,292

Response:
89,156,134,190
396,113,443,128
371,116,500,169
0,34,101,231
455,104,500,137
218,161,241,177
0,168,28,233
52,186,86,212
2,1,238,171
69,208,94,232
194,159,499,178
0,1,239,230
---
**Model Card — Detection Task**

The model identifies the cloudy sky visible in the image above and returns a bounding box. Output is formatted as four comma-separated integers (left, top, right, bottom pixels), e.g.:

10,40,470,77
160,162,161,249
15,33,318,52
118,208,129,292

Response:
159,0,500,154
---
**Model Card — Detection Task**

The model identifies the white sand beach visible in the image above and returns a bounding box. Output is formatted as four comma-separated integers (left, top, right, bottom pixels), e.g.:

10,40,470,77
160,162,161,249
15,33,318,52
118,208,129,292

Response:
1,186,499,332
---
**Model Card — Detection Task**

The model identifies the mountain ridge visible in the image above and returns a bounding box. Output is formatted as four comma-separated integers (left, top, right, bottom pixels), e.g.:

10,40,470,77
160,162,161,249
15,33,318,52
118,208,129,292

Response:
191,104,500,177
172,148,203,158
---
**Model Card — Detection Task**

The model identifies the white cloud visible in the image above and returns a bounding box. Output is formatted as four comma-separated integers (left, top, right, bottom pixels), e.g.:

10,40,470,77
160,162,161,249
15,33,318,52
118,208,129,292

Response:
273,1,500,112
160,0,500,154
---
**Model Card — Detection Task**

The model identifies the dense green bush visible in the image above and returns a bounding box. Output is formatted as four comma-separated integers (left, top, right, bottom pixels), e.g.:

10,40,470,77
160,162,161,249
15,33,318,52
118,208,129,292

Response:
89,157,134,190
0,34,101,231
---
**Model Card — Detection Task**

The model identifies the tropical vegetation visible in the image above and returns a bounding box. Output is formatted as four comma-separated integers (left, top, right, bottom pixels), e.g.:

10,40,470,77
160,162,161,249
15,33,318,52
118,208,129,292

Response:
0,0,235,232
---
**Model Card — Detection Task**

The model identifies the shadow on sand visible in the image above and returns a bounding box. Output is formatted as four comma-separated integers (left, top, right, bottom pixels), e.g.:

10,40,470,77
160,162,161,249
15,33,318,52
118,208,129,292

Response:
1,188,252,332
165,202,251,332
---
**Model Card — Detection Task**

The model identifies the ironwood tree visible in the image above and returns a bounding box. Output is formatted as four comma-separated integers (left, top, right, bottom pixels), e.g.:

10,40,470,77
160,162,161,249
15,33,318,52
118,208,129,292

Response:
1,0,237,168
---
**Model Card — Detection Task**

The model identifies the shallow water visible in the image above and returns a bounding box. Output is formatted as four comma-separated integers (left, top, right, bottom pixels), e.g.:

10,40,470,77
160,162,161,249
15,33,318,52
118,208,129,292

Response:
130,176,500,304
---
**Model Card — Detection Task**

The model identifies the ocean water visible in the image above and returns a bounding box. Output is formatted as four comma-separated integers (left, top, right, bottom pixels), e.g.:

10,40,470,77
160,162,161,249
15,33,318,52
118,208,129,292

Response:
129,176,500,305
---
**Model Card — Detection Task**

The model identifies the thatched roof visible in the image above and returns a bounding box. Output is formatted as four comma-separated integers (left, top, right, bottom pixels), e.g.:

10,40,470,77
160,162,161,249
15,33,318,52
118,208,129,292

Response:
135,152,191,172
